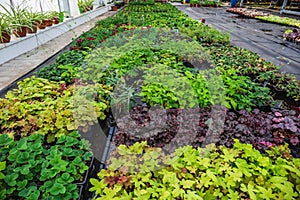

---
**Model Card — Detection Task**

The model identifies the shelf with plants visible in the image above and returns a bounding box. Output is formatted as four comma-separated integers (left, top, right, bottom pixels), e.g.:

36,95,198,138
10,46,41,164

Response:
0,5,110,66
1,2,300,200
226,7,300,28
256,15,300,28
0,3,64,44
226,7,269,18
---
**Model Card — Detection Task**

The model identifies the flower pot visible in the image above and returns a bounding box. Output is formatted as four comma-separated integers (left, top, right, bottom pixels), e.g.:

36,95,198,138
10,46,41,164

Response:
27,25,37,34
52,17,60,24
36,21,46,29
13,26,27,38
45,19,53,27
111,6,118,11
0,32,11,43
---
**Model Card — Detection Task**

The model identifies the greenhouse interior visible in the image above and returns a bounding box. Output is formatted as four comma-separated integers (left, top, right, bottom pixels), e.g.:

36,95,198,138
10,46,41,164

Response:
0,0,300,199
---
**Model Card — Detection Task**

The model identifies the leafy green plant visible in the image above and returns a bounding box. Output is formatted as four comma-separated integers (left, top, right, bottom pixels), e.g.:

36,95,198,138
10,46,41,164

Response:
0,161,6,199
205,45,300,102
221,69,273,111
35,49,90,84
0,131,92,200
90,141,300,199
179,23,230,45
0,3,30,33
0,14,11,43
0,77,111,142
78,0,94,13
140,64,199,109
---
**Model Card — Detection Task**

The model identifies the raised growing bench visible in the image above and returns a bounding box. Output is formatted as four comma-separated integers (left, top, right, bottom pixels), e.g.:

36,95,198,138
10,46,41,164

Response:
0,5,110,66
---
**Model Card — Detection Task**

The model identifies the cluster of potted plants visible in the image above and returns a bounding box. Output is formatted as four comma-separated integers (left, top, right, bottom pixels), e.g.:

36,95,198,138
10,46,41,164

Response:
227,7,300,29
226,7,269,18
284,29,300,44
78,0,94,13
1,2,300,199
256,15,300,28
190,0,221,7
0,3,62,44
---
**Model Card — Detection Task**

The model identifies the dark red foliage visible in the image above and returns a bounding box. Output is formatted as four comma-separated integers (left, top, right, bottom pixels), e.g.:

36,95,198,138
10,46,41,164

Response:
113,105,300,157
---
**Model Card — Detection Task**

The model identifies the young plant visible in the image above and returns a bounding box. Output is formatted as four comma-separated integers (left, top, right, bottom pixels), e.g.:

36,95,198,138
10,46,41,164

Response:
90,141,300,199
0,77,111,142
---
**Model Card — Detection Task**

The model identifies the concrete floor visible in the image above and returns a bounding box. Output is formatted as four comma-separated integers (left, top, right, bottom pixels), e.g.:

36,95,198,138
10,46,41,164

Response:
0,10,117,93
174,4,300,79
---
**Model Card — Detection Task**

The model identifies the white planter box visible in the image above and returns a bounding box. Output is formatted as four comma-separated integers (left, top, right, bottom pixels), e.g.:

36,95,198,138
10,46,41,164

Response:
0,5,110,65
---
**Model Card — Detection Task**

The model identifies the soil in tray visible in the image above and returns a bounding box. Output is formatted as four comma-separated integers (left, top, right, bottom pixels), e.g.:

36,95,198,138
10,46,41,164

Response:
113,105,300,157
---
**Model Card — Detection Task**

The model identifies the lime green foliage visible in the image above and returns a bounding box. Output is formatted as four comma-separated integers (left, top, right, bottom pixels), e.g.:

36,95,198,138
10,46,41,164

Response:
284,29,293,35
0,132,92,200
256,15,300,28
73,84,112,132
0,77,111,142
90,141,300,199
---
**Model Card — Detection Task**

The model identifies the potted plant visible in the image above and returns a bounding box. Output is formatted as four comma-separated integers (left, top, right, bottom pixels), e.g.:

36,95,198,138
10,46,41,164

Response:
111,0,118,11
78,0,94,13
49,11,60,24
111,5,118,11
0,3,30,38
25,11,45,33
43,12,54,27
34,12,48,29
0,14,11,43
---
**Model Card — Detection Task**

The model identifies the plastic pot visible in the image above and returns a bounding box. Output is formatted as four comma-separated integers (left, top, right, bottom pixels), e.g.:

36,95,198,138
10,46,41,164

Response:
111,6,118,11
13,26,27,37
0,32,11,43
27,25,37,34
